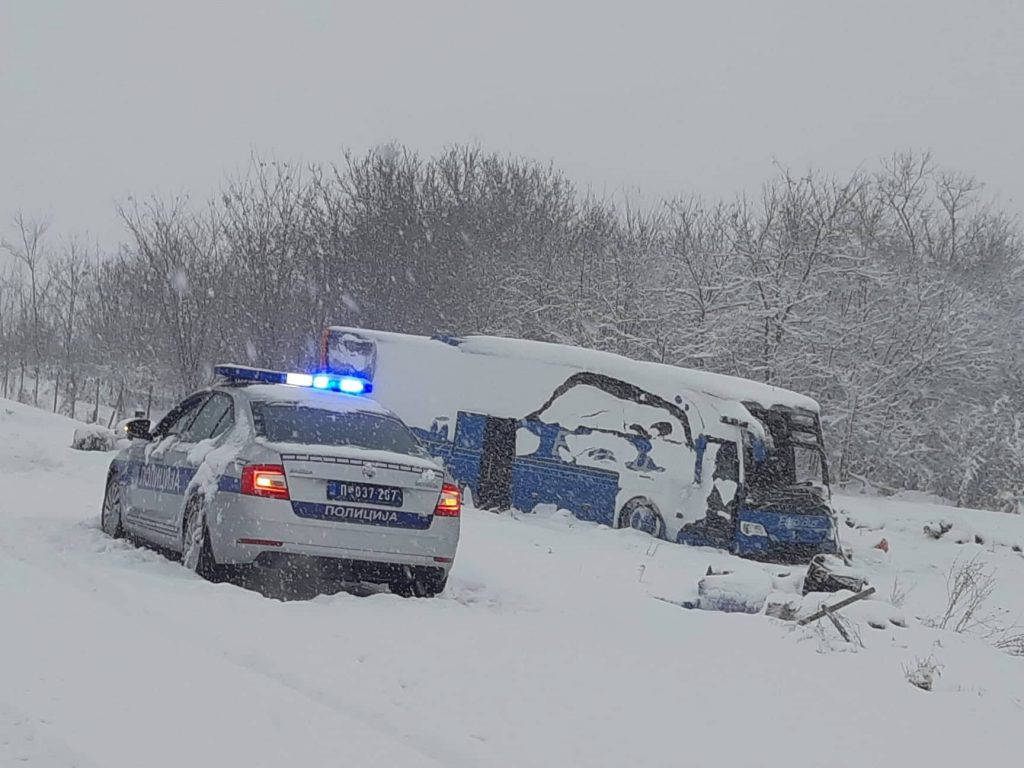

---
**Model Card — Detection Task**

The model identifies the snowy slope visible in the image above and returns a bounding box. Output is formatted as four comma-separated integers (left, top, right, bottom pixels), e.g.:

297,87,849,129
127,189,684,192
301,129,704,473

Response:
1,398,1022,767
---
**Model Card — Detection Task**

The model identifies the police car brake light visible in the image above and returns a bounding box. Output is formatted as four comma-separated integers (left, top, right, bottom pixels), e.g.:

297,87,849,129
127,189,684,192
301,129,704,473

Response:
435,483,461,517
214,364,372,394
241,464,290,500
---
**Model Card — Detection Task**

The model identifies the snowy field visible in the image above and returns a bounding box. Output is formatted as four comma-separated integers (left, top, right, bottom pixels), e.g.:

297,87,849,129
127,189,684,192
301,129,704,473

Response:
1,398,1022,767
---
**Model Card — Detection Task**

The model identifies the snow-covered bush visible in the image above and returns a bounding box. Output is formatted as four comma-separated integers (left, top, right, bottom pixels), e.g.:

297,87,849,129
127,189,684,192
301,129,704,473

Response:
904,656,942,691
71,425,116,452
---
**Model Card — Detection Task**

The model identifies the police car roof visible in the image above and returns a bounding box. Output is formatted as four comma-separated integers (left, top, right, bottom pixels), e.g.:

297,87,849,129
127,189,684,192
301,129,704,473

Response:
228,383,393,417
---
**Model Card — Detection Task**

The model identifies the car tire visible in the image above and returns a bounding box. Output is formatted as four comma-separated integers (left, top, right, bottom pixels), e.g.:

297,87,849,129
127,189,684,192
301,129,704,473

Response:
415,574,447,598
101,474,125,538
618,497,666,540
390,574,447,598
389,580,415,597
181,497,225,582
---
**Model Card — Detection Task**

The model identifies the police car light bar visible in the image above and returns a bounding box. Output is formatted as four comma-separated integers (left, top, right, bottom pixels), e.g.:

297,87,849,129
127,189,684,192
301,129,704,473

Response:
214,365,372,394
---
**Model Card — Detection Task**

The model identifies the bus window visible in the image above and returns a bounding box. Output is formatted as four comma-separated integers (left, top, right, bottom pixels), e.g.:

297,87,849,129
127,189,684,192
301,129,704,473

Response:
793,442,826,487
713,442,739,483
516,423,542,456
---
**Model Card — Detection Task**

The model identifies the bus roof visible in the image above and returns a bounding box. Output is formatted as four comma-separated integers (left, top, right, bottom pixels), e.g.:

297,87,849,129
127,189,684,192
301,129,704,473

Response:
325,327,820,414
456,335,819,413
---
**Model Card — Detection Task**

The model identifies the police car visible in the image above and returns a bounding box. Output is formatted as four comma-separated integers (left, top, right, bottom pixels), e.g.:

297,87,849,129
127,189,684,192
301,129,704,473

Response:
100,365,460,597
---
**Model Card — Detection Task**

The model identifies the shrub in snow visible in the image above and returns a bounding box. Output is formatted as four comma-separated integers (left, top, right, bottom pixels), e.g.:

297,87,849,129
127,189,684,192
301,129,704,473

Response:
993,630,1024,657
71,425,117,452
932,555,995,634
904,656,942,691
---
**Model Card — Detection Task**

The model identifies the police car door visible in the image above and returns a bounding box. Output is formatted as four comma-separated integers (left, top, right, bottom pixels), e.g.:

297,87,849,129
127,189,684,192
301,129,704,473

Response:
134,393,210,544
151,392,234,535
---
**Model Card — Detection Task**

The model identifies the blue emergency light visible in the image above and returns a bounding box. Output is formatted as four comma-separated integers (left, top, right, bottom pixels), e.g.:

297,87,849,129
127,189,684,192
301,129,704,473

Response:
214,365,372,394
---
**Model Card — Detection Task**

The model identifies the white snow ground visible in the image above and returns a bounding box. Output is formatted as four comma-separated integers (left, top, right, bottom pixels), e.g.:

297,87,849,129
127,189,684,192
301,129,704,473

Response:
1,398,1022,767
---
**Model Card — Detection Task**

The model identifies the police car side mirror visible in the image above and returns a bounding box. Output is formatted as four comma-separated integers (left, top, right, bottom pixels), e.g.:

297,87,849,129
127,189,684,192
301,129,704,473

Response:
125,418,152,441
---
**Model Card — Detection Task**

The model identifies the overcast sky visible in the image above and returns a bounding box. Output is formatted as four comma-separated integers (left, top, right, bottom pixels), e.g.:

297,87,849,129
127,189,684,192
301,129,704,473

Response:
3,0,1023,247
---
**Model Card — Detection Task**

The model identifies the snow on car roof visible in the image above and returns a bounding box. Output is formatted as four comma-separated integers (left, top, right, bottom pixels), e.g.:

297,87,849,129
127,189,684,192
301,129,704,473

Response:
230,383,393,416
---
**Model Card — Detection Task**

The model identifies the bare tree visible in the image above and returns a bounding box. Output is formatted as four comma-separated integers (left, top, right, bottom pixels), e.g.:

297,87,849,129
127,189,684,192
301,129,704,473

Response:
50,235,92,416
2,213,50,406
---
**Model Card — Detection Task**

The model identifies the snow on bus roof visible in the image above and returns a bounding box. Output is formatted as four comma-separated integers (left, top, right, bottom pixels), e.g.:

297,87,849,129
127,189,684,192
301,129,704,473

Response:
234,383,392,416
454,335,819,412
334,327,819,413
324,327,819,436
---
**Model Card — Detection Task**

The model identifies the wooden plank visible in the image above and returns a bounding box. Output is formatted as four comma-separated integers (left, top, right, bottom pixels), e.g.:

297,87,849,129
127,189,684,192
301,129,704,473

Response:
797,586,876,625
821,601,852,642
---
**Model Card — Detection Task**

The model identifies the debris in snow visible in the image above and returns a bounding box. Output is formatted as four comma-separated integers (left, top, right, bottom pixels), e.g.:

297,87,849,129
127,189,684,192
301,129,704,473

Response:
71,425,116,452
820,600,854,642
874,538,889,553
796,586,876,627
765,593,802,620
924,519,1014,550
843,514,883,531
924,520,953,539
697,569,772,614
803,554,868,595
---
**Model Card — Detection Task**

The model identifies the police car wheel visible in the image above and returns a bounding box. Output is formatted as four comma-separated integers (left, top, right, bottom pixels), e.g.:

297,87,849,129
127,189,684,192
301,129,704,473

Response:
100,475,125,538
389,580,415,597
181,498,223,582
417,575,447,598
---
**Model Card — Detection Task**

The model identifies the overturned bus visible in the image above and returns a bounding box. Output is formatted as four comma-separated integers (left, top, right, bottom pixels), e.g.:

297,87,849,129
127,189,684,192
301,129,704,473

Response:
319,327,840,561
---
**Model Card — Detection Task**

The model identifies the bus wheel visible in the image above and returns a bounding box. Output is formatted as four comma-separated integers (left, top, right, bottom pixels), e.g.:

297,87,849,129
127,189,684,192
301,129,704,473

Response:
618,497,665,539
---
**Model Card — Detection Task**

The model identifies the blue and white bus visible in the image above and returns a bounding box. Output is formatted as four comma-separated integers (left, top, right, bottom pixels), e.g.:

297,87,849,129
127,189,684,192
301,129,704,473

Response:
319,328,839,561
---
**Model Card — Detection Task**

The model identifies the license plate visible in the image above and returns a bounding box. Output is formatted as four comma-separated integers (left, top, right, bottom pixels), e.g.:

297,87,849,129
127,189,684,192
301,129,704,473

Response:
326,481,403,507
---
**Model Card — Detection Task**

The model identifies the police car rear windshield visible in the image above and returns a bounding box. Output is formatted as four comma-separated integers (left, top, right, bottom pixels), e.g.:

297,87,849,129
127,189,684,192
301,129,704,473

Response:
250,403,423,455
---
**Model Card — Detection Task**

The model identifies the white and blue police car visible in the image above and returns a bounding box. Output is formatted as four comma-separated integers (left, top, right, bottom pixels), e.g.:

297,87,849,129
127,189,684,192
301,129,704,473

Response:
101,365,460,597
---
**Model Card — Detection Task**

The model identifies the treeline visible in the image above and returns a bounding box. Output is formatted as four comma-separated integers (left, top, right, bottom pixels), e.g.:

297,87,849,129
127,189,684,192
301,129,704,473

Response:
2,146,1022,513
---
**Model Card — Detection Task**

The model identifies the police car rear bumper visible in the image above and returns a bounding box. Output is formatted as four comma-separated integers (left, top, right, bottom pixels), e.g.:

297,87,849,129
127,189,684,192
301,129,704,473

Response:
208,493,459,569
250,552,447,586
